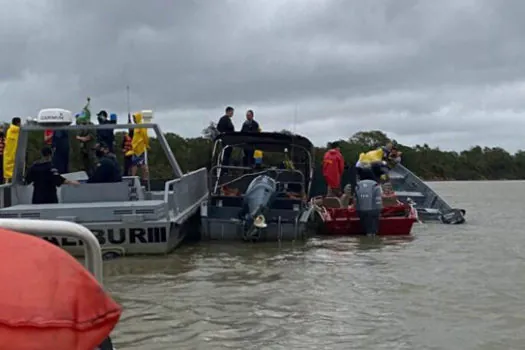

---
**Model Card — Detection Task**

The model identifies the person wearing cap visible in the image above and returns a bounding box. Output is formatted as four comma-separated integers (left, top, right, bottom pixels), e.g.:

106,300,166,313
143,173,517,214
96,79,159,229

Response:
25,146,80,204
96,110,115,153
88,142,122,184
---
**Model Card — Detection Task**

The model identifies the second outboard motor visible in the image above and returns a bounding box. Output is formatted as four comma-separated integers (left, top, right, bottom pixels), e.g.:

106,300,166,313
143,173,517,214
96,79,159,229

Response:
240,175,277,240
354,179,383,236
441,208,466,225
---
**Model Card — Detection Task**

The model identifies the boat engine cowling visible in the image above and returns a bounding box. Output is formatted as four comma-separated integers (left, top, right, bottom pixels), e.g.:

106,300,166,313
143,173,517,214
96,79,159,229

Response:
440,208,466,225
240,175,277,238
354,179,383,235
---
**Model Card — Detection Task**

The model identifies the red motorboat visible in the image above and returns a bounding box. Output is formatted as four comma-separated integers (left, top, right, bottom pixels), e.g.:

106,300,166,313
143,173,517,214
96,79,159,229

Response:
311,193,418,236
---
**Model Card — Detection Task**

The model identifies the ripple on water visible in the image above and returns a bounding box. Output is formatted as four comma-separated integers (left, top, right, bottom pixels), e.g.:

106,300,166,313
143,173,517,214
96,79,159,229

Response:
105,182,525,349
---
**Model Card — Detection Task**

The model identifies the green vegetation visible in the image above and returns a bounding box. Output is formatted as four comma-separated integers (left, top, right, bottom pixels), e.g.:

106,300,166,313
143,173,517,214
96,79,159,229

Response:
23,127,525,181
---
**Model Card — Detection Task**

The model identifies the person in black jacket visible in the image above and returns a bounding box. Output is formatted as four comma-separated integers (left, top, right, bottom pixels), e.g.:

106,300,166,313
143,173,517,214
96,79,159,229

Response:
25,147,79,204
51,129,70,174
96,110,115,153
240,110,260,167
217,106,235,133
217,106,235,168
88,143,122,184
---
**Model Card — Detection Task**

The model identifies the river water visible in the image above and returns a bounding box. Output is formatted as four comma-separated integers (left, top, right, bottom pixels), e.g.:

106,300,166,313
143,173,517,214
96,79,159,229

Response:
104,181,525,350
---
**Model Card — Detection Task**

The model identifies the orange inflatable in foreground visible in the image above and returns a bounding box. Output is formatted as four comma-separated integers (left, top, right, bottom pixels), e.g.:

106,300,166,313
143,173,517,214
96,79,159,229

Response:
0,228,122,350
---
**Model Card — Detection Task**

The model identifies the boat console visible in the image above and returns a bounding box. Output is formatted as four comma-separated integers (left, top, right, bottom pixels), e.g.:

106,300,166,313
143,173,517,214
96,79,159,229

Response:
201,131,316,241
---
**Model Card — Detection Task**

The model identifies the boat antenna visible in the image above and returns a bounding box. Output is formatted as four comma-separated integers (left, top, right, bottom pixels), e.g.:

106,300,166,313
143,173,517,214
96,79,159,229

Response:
292,103,298,134
126,85,131,118
290,102,298,160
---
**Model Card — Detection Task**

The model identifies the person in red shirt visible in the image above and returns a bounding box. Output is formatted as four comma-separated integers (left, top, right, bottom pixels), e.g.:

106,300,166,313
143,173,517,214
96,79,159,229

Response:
44,129,53,145
322,141,345,196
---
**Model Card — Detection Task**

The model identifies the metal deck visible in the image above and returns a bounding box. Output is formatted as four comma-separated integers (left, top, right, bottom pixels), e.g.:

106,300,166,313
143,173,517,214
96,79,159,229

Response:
0,200,167,222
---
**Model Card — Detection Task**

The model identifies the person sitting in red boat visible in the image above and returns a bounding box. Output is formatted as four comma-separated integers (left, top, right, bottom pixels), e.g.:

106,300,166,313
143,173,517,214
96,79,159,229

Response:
323,141,345,196
387,145,402,167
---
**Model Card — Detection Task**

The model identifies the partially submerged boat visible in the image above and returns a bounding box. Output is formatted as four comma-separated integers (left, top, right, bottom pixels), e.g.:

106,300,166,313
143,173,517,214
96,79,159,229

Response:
312,182,418,236
0,108,208,258
200,131,315,241
389,163,466,224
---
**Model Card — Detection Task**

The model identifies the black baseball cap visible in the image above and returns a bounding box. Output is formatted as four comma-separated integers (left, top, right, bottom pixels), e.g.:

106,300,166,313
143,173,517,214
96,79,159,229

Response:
97,110,108,118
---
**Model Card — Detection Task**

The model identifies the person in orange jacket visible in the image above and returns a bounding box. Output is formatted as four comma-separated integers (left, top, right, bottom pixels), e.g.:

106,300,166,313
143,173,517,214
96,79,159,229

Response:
322,141,345,196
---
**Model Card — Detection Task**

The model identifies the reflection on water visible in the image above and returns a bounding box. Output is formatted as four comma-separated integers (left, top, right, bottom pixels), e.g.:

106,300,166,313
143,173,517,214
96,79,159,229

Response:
104,181,525,350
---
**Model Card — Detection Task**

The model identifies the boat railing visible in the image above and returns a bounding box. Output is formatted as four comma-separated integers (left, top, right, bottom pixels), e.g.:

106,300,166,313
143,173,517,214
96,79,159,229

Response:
209,165,306,195
0,218,103,283
164,168,208,220
0,183,11,209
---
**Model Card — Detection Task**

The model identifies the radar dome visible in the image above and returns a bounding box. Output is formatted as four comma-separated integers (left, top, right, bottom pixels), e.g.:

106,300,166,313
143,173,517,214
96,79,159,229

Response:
36,108,73,126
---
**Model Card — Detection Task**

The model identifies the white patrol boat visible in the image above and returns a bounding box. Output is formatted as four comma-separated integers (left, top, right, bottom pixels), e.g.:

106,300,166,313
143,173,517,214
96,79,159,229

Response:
0,107,208,258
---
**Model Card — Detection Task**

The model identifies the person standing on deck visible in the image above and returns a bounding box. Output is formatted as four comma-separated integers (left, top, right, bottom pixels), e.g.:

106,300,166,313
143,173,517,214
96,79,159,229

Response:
217,106,235,168
126,112,149,183
240,109,260,167
322,141,345,196
3,117,21,183
0,126,5,181
51,128,70,174
76,99,96,177
44,129,53,145
121,131,133,176
95,110,115,153
25,147,79,204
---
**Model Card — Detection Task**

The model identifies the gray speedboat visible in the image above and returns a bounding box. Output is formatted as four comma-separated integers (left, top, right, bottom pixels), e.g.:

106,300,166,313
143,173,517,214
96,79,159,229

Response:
0,109,208,258
200,131,315,241
389,164,466,224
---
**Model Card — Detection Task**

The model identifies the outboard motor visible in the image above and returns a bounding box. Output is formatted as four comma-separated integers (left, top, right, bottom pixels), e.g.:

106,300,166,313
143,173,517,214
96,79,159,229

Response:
354,179,383,236
440,208,466,225
239,175,277,240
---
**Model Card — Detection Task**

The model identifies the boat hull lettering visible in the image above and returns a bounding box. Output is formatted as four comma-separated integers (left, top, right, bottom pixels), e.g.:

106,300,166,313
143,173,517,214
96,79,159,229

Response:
43,227,168,247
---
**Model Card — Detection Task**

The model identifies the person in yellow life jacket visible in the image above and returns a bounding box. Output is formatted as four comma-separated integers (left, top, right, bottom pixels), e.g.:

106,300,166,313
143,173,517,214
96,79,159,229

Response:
126,112,150,182
3,117,21,183
121,132,133,176
355,147,389,183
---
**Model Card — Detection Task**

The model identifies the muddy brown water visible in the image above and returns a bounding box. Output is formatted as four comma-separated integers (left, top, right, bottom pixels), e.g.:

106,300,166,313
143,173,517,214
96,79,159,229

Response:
103,181,525,350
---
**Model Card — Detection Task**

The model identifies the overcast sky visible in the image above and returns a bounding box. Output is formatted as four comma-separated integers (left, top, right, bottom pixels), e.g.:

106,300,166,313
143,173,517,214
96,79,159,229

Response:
2,0,525,152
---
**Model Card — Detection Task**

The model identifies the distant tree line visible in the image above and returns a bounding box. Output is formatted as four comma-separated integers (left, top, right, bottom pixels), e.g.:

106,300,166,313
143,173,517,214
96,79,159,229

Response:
22,125,525,182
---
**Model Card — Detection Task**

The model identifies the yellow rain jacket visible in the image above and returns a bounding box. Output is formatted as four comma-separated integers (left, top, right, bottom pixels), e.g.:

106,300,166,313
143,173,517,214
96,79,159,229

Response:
126,112,149,156
3,124,19,180
358,148,384,165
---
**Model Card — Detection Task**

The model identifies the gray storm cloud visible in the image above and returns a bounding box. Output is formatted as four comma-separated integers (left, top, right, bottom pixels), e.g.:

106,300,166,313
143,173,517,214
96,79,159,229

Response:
1,0,525,151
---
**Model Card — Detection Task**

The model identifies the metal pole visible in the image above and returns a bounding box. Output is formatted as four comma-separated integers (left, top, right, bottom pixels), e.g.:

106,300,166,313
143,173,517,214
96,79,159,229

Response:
126,85,131,117
145,150,151,191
